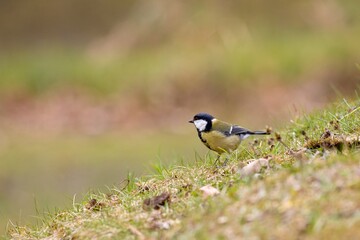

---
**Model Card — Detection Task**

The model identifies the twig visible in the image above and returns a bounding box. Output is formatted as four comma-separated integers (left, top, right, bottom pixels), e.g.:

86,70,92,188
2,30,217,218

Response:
127,225,145,240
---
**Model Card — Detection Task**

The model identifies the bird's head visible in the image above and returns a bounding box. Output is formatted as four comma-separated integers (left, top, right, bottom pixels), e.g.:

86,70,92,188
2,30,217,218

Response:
189,113,214,132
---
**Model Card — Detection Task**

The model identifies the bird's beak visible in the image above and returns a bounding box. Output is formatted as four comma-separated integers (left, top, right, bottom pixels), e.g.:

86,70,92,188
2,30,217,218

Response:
188,120,194,123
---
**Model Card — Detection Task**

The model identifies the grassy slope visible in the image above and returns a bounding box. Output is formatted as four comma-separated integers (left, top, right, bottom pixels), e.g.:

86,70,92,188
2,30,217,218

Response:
7,99,360,239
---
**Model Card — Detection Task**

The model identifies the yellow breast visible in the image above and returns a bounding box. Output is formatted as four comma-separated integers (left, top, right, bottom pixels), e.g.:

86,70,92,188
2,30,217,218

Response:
201,131,241,154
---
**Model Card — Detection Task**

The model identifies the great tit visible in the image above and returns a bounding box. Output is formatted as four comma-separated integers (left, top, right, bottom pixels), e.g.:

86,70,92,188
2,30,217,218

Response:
189,113,269,155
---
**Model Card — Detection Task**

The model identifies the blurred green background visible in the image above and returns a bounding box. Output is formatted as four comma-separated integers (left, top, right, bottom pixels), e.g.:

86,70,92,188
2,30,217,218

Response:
0,0,360,234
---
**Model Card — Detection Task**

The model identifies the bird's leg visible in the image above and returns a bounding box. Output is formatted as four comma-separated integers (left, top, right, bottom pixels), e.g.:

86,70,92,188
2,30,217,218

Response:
214,154,221,165
222,158,229,167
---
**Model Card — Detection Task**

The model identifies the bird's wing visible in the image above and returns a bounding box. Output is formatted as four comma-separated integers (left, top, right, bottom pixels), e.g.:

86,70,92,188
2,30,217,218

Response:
211,119,232,134
229,125,253,135
212,119,250,136
229,125,255,140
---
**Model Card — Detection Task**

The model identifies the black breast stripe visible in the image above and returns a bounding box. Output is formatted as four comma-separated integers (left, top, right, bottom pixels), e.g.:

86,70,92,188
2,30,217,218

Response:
197,131,212,150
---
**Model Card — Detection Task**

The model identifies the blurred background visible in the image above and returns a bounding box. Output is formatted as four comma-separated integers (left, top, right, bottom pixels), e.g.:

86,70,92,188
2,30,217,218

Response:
0,0,359,234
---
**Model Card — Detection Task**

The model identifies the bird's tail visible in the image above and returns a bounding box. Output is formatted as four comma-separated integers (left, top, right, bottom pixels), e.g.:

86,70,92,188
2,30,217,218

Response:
238,130,269,140
251,130,270,135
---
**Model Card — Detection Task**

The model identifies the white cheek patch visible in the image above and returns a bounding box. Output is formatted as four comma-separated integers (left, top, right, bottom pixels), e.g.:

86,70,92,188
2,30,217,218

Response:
194,119,208,131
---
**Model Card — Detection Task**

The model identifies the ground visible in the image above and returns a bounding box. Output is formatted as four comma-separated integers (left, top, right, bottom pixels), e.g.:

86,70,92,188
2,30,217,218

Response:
7,99,360,239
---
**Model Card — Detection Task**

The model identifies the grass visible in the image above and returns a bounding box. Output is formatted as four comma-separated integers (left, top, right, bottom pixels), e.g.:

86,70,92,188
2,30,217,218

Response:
6,98,360,239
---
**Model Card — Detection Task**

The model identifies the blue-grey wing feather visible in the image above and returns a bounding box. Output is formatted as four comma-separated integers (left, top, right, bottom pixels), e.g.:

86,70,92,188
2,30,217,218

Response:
226,126,251,135
226,125,268,139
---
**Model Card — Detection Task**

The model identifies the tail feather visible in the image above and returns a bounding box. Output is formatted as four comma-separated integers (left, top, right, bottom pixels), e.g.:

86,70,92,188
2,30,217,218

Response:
252,130,270,135
231,126,270,137
238,130,269,140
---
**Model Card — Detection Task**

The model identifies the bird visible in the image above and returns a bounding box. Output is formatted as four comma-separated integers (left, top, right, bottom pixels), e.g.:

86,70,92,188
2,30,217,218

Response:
189,113,270,162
